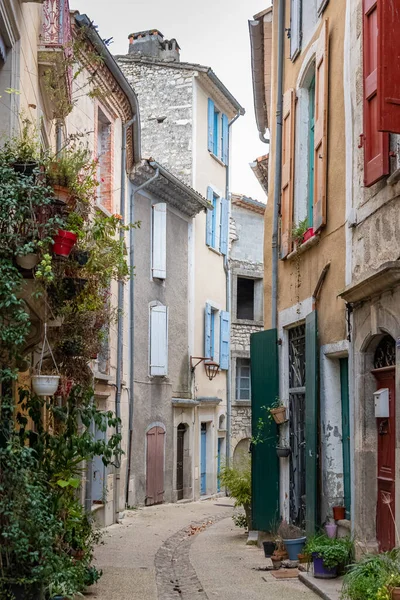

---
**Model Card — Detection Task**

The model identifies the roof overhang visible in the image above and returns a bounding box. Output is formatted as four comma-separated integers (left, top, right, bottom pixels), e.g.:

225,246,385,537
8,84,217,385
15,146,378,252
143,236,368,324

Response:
231,193,266,214
131,160,211,217
339,262,400,304
250,154,269,196
249,18,268,141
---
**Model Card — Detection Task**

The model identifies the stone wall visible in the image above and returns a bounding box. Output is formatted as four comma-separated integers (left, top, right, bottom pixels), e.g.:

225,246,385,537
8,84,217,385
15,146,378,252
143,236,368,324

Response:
230,205,264,263
116,57,194,186
231,405,251,453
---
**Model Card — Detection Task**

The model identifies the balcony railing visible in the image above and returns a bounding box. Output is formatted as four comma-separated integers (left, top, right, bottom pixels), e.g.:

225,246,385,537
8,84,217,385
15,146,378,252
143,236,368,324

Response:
41,0,72,47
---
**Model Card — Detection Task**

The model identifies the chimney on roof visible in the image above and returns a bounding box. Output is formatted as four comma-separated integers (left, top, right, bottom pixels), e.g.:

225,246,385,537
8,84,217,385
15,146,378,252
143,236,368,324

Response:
128,29,180,62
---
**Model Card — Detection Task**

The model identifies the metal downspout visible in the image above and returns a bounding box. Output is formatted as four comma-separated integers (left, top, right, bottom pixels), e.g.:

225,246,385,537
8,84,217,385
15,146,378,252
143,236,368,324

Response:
271,0,285,330
225,112,240,469
125,167,160,508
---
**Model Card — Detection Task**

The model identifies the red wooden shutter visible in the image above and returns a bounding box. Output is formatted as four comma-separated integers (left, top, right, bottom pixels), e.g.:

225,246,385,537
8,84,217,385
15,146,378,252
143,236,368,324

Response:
313,20,329,233
281,88,295,258
378,0,400,133
363,0,389,187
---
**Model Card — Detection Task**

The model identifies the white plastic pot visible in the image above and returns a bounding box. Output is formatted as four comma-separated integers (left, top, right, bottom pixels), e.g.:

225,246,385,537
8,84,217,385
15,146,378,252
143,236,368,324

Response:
32,375,60,396
16,253,39,269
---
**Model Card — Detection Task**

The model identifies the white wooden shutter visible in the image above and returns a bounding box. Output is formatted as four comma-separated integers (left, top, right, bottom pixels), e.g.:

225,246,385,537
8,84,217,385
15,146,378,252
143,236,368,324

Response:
152,203,167,279
290,0,301,60
150,305,168,376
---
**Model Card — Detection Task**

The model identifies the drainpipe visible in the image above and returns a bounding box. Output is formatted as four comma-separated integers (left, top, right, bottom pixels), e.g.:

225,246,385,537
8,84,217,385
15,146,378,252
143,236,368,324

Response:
125,166,160,508
271,0,285,330
56,120,62,154
225,112,241,469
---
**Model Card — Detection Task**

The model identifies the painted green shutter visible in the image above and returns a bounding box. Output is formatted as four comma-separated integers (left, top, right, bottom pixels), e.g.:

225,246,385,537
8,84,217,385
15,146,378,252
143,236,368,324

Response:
250,328,280,531
220,197,228,255
305,310,318,536
221,113,229,164
206,186,213,246
208,98,214,153
204,303,212,358
219,311,230,370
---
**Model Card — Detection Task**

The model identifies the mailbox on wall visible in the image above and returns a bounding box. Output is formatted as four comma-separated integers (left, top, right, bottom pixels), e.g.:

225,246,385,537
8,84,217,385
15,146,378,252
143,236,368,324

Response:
374,388,389,418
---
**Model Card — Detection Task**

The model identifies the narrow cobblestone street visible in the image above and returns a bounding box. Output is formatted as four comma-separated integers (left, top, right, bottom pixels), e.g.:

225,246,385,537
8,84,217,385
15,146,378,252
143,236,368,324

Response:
88,499,319,600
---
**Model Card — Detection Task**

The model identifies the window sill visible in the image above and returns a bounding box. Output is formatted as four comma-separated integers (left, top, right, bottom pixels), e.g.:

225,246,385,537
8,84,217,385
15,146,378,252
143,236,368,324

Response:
233,400,251,407
207,245,223,257
208,151,226,168
95,202,113,218
285,232,320,260
233,318,263,327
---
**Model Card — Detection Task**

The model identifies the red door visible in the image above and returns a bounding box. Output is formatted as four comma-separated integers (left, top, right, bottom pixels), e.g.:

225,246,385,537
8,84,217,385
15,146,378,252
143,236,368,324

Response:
373,368,396,551
146,426,165,506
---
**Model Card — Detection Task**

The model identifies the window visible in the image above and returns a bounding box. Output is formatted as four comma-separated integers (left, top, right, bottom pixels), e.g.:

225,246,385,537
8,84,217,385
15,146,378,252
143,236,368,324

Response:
152,203,167,279
204,303,230,370
150,304,168,376
207,98,229,164
236,277,263,322
236,358,251,401
290,0,301,61
97,108,113,212
206,186,228,254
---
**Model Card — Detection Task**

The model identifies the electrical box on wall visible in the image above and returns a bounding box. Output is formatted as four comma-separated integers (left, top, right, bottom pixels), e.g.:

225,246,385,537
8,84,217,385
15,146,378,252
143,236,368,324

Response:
374,388,389,418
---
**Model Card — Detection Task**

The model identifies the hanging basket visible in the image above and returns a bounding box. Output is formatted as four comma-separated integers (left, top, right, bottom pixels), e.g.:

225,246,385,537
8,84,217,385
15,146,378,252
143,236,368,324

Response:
270,406,287,424
53,230,78,258
32,375,60,396
276,446,291,458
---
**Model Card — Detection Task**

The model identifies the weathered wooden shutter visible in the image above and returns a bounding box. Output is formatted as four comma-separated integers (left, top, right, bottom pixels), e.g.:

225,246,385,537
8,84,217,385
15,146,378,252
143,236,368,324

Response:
250,329,280,531
204,303,212,358
219,196,228,255
363,0,389,187
377,0,400,133
313,19,329,233
281,88,295,258
221,113,229,164
150,305,168,376
219,311,230,370
208,98,215,153
152,203,167,279
290,0,301,60
206,186,213,246
305,310,318,536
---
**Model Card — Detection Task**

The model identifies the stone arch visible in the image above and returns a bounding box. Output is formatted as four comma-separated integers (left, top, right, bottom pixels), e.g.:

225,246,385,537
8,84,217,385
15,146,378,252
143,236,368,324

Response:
233,437,251,465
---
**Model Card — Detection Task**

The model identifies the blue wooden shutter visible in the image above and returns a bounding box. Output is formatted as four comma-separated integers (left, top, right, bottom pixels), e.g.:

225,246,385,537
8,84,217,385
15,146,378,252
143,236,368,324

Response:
206,186,213,246
208,98,214,152
221,114,229,164
219,197,228,255
305,310,318,536
219,311,230,370
204,303,212,358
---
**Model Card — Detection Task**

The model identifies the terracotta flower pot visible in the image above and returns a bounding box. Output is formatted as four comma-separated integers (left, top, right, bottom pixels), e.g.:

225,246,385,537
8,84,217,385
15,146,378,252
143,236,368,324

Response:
53,230,78,257
270,406,287,424
332,506,346,521
391,587,400,600
52,184,71,204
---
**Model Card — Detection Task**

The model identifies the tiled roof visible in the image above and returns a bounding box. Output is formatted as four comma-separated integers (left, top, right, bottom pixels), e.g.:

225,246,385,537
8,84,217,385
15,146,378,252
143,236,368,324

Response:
231,193,266,214
250,154,269,196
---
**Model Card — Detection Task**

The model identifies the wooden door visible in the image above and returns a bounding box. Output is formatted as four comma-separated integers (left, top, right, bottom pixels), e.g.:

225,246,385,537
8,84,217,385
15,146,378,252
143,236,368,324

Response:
176,425,185,501
340,358,351,519
374,368,396,551
200,423,207,495
146,426,165,506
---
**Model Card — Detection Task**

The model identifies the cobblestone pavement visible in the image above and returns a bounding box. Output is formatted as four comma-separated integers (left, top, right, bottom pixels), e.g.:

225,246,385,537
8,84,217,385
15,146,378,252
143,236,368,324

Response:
88,498,318,600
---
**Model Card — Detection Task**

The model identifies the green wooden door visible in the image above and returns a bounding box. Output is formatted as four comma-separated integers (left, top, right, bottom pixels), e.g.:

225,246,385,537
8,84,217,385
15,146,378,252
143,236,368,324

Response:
305,311,318,536
250,328,280,531
340,357,351,519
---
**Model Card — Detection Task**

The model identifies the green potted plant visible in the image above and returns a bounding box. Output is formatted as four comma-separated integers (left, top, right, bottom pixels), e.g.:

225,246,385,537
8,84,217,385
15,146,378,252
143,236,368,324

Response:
7,118,41,176
268,398,287,425
292,217,308,248
343,550,400,600
53,212,84,258
219,456,251,530
304,534,353,579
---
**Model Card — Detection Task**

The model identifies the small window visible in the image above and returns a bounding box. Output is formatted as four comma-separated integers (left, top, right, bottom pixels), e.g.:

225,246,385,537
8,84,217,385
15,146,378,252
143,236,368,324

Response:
97,108,113,212
206,188,228,254
237,278,255,320
236,358,251,401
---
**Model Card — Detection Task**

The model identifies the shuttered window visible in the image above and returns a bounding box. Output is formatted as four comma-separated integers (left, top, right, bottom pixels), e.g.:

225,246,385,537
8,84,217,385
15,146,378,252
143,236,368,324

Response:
290,0,301,61
152,203,167,279
363,0,389,187
206,187,228,254
313,20,329,232
150,305,168,376
378,1,400,133
208,98,215,153
280,89,295,258
219,197,229,255
221,114,229,164
219,311,230,370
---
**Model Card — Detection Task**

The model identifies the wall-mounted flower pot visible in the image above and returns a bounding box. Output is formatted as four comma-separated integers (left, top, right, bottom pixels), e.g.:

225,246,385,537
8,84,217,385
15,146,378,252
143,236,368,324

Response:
52,184,71,204
270,406,287,424
263,541,276,558
332,506,345,521
391,587,400,600
12,161,38,176
53,230,77,258
63,277,87,299
32,375,60,396
283,536,307,561
16,253,39,269
73,250,90,267
303,227,314,243
325,523,338,539
276,447,291,458
312,553,338,579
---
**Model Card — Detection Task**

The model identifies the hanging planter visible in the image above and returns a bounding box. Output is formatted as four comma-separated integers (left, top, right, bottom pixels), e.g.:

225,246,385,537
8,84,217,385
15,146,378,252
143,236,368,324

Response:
73,250,90,267
16,253,39,269
53,230,78,257
270,406,287,424
32,324,60,396
52,184,71,204
12,160,38,176
276,446,291,458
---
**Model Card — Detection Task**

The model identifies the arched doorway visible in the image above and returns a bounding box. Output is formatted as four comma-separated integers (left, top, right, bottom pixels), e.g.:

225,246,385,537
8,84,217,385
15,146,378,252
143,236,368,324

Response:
372,335,396,551
233,438,250,465
146,425,165,506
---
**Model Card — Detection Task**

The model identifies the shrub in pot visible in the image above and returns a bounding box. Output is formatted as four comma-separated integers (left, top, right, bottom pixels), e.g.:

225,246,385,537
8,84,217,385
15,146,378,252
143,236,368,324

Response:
304,534,353,580
277,520,306,560
342,549,400,600
267,399,287,425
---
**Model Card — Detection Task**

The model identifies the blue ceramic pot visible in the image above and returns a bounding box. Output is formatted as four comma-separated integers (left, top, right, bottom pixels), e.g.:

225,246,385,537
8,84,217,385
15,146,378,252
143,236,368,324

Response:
283,536,307,560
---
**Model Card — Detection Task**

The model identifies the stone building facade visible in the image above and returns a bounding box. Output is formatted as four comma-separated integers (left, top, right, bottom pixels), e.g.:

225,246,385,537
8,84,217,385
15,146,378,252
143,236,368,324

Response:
229,194,265,462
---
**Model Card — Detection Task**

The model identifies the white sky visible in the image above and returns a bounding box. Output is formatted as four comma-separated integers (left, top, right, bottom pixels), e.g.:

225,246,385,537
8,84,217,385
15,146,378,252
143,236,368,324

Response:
72,0,271,203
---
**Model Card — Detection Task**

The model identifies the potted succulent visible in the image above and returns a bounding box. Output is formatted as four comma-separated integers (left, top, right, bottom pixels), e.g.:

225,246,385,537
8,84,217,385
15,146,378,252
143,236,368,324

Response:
304,534,353,580
268,398,287,425
278,521,306,560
